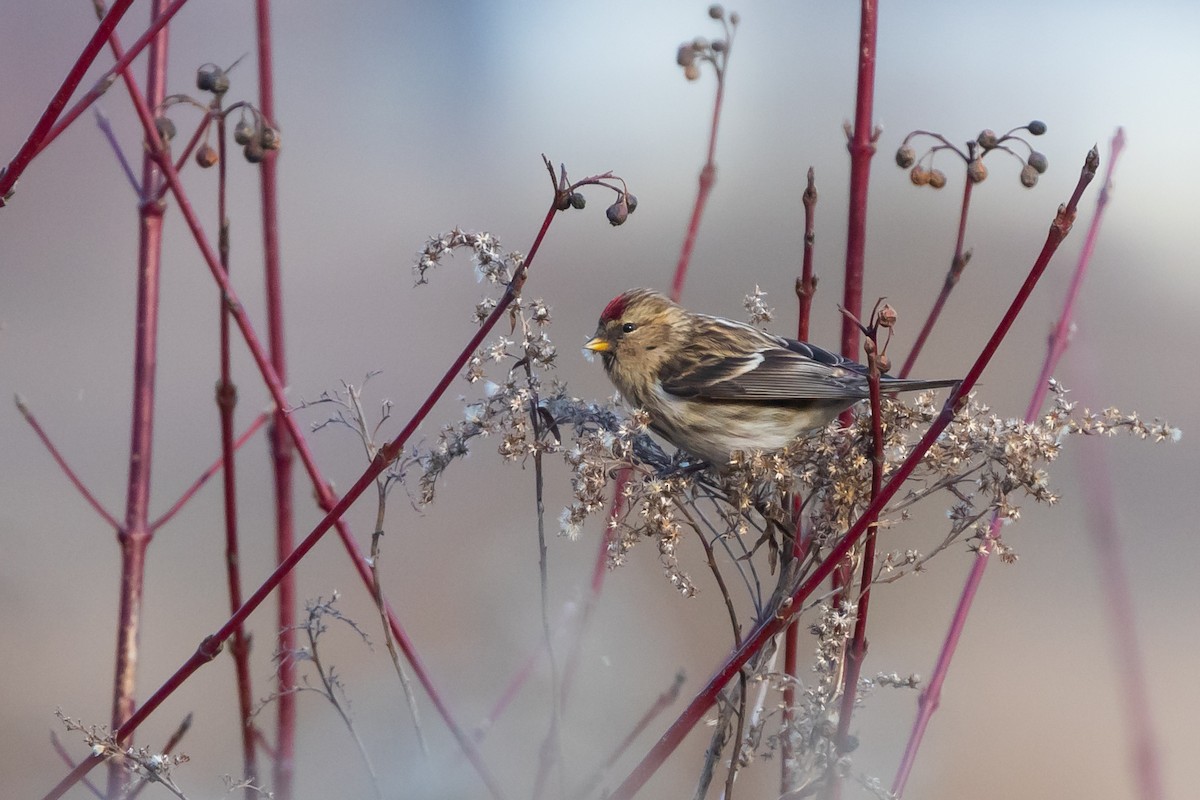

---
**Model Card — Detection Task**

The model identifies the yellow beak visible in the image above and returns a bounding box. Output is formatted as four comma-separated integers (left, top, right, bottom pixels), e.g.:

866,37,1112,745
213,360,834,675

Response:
583,336,610,352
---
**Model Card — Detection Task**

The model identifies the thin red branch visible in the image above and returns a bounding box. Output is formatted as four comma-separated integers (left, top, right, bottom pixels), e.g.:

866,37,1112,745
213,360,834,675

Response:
899,175,974,378
251,3,296,796
49,733,105,800
16,397,122,531
0,0,138,205
42,152,565,797
609,149,1097,800
214,107,259,798
839,0,879,361
892,135,1122,797
108,5,170,796
148,412,269,533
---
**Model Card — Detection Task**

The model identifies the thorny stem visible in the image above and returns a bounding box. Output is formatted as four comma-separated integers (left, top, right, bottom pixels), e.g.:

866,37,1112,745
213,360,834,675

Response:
891,136,1120,797
899,173,975,378
109,4,170,796
42,168,569,800
15,397,122,531
214,106,259,799
251,2,297,795
782,166,819,794
608,148,1098,800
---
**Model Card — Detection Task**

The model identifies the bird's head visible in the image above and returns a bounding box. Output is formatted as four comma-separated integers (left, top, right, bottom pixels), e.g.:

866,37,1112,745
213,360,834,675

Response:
583,289,687,378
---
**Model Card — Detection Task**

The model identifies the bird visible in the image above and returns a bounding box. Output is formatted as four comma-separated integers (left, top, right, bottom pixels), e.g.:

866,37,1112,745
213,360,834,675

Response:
583,288,958,466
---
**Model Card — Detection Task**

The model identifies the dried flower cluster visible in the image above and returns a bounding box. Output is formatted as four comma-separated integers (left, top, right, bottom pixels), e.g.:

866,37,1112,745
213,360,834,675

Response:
897,120,1049,189
56,710,190,792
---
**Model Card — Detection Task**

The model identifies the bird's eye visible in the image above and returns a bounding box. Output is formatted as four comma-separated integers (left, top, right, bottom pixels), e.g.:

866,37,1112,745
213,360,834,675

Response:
621,322,637,334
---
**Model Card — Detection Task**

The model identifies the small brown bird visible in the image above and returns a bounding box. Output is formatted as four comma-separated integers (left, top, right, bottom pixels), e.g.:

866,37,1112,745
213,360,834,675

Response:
584,288,957,466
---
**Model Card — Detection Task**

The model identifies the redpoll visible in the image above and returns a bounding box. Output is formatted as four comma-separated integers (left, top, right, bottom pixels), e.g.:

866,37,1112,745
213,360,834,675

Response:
584,288,957,466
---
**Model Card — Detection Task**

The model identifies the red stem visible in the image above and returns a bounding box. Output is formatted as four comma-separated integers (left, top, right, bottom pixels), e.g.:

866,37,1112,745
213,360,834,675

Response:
892,135,1122,796
839,0,879,361
16,398,122,531
42,164,562,798
250,3,296,795
149,412,268,532
782,166,819,794
608,149,1096,800
669,52,727,301
899,175,974,378
108,5,169,796
214,108,259,798
0,0,138,204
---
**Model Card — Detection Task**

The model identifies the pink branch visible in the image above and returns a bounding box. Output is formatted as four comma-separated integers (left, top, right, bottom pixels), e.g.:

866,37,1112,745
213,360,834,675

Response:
890,134,1120,796
839,0,879,361
0,0,138,205
899,175,974,378
16,397,121,531
609,149,1097,800
148,412,269,533
250,3,297,795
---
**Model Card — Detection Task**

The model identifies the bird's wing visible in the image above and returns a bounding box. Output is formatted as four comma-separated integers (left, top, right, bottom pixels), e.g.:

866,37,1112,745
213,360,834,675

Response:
660,337,871,402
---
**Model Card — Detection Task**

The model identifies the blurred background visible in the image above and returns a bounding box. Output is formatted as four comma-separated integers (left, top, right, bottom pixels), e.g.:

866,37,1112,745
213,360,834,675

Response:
1,1,1196,797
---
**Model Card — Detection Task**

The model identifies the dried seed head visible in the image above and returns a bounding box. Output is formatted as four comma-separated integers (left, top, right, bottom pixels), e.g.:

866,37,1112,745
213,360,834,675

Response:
928,169,947,189
876,352,892,373
977,129,999,150
195,143,219,168
967,159,988,183
676,44,696,67
711,39,727,53
729,11,740,24
1019,164,1039,187
1028,151,1048,174
878,304,897,328
895,144,916,168
684,63,701,81
233,119,255,146
909,166,930,186
693,36,709,50
709,4,725,19
154,116,176,143
625,193,638,214
196,64,228,94
569,192,586,210
1027,120,1047,135
554,192,571,211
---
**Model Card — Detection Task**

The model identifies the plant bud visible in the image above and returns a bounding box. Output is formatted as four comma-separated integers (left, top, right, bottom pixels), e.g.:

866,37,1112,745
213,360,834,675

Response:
569,192,586,210
928,169,947,189
1027,151,1048,173
195,143,218,168
154,116,176,142
711,39,726,53
878,304,897,328
684,63,701,81
909,166,930,186
554,192,571,211
967,159,988,183
1019,164,1039,187
606,199,628,226
729,11,740,25
676,44,695,67
693,36,709,50
976,129,998,150
1027,120,1047,135
895,144,916,168
708,4,725,19
196,65,218,92
625,193,638,213
876,352,891,373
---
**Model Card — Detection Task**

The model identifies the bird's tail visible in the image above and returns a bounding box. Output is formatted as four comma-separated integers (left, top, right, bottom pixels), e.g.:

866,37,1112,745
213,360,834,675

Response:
879,377,961,394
